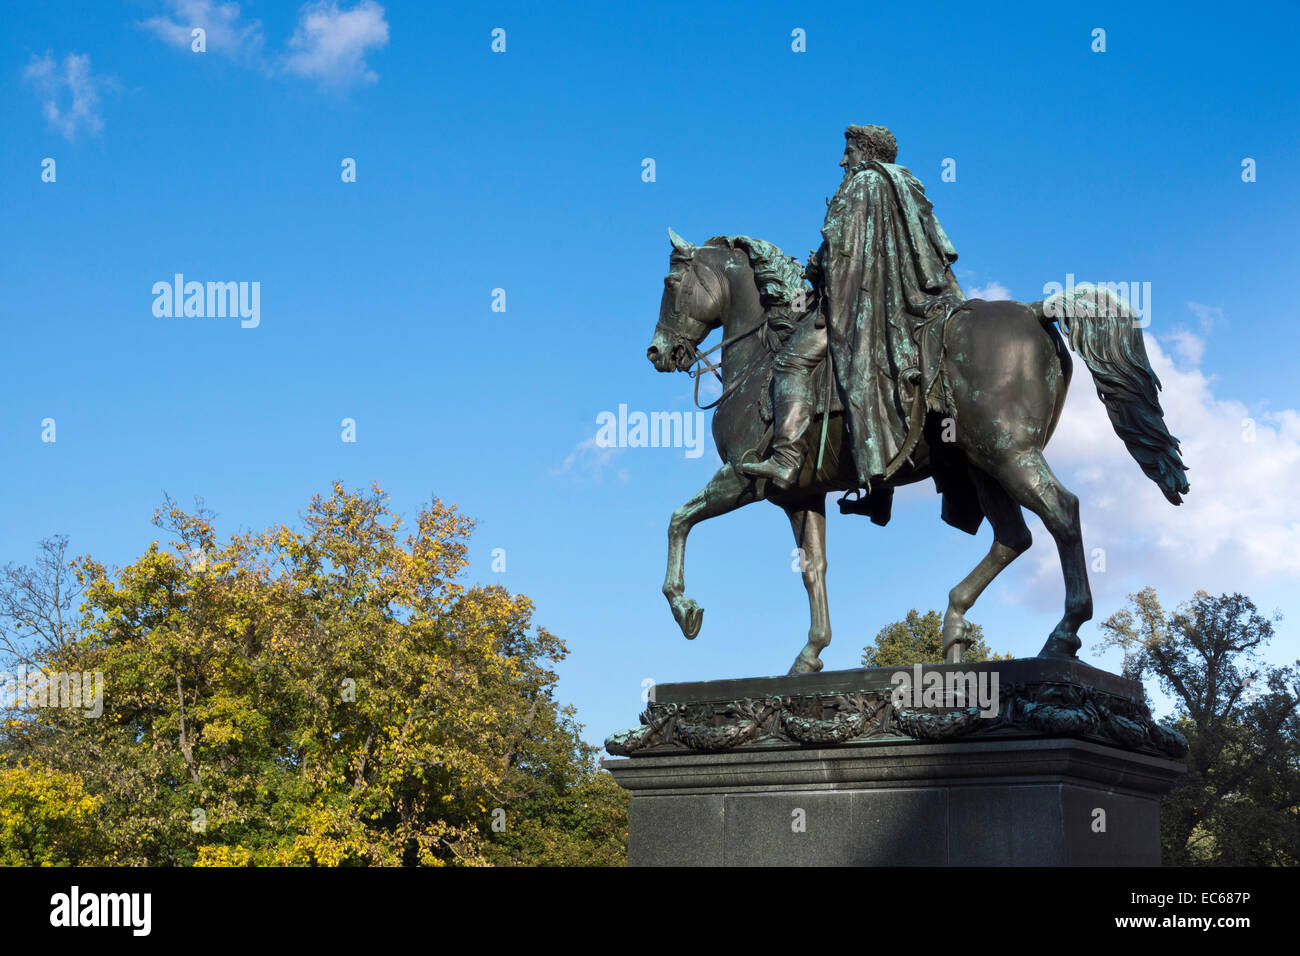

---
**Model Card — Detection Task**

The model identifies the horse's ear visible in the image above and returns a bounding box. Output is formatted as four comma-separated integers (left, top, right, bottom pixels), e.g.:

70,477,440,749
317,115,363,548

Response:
668,227,695,253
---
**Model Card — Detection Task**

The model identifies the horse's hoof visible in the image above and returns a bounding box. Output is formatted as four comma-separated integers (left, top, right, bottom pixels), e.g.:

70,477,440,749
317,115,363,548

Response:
942,617,972,663
680,604,703,640
1036,634,1081,660
787,652,824,675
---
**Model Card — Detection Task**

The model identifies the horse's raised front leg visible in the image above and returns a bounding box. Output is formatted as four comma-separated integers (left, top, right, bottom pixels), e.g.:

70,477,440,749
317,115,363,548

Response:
784,497,830,674
664,461,759,640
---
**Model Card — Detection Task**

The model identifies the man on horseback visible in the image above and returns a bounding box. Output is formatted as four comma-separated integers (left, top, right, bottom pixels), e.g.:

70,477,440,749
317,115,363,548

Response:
742,124,965,492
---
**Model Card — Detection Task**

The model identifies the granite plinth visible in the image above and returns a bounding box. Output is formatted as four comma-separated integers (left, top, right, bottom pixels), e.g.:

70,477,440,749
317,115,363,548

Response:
605,662,1186,866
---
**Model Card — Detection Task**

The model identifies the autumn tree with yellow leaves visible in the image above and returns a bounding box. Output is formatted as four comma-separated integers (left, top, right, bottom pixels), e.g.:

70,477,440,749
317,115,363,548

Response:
0,484,626,866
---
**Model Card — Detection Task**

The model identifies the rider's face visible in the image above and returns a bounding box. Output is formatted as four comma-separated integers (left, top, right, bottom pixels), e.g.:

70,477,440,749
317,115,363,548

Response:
840,143,863,170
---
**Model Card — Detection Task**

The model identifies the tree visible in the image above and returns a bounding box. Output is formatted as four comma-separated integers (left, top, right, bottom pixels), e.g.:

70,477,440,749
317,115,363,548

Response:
861,609,1010,667
1098,588,1300,865
0,535,85,670
0,484,626,866
0,760,103,866
482,769,628,867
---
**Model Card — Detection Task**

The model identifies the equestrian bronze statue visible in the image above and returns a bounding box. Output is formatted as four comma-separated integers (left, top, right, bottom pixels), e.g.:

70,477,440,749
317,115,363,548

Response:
645,124,1189,675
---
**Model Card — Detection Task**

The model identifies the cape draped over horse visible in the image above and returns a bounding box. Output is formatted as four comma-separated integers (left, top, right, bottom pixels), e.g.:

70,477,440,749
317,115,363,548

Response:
646,232,1189,675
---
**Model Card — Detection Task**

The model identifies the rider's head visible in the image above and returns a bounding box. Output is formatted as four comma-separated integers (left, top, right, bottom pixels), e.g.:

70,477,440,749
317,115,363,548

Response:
841,125,898,168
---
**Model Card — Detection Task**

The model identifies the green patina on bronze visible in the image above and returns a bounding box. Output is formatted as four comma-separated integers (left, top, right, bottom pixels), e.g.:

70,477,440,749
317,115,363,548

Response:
645,123,1189,676
819,153,964,480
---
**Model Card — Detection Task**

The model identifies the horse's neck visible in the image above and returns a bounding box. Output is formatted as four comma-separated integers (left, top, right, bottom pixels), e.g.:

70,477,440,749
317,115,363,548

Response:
718,263,767,383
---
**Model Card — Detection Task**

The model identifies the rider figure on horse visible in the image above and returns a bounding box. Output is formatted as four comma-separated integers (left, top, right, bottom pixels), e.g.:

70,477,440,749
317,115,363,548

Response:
742,124,966,492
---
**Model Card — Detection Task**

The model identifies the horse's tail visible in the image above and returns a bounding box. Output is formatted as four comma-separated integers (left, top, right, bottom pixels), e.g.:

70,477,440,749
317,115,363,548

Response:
1030,284,1189,505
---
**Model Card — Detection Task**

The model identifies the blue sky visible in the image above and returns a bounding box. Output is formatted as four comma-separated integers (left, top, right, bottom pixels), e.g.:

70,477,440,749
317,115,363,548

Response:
2,1,1298,743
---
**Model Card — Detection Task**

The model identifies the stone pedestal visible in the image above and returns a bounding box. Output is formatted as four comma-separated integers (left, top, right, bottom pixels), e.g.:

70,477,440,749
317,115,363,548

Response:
607,736,1184,866
605,660,1187,866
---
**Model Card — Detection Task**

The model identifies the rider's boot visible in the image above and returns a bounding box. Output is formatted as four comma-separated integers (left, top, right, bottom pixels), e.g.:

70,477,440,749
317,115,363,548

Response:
741,370,815,491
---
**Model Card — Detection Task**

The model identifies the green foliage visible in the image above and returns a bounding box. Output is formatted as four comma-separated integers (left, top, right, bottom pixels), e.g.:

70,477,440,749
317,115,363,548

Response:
483,769,627,867
0,484,626,866
861,609,1010,667
1100,588,1300,866
0,759,104,865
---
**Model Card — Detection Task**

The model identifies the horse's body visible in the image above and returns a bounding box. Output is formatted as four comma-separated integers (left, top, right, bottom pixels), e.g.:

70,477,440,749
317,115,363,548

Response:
647,234,1188,674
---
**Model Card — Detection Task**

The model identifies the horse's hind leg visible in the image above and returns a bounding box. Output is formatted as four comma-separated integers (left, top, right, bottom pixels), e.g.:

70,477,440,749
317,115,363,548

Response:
783,497,830,674
664,462,759,639
942,472,1032,662
980,449,1092,659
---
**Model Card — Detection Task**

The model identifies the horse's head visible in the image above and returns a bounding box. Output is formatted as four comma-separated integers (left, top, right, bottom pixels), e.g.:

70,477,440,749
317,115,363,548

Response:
647,229,729,373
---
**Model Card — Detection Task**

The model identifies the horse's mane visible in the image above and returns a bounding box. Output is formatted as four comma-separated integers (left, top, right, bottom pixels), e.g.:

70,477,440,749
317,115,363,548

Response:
705,235,807,309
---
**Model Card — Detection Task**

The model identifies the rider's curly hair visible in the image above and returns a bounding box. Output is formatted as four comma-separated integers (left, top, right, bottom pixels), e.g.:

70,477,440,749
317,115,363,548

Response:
845,124,897,163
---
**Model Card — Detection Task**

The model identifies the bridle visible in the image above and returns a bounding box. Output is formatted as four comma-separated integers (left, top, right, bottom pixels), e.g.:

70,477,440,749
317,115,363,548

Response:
656,254,766,410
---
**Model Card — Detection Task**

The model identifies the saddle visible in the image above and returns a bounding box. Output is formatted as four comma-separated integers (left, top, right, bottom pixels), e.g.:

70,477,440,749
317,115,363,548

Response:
880,293,968,480
750,293,967,529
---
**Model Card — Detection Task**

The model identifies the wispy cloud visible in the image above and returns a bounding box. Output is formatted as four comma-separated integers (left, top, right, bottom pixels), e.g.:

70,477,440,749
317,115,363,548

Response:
965,280,1011,301
23,52,110,141
551,435,629,484
1166,327,1206,367
140,0,266,63
140,1,387,87
283,0,389,86
1184,300,1223,334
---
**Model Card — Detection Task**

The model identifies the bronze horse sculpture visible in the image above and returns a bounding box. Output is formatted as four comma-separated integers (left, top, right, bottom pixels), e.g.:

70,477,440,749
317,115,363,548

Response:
646,230,1189,674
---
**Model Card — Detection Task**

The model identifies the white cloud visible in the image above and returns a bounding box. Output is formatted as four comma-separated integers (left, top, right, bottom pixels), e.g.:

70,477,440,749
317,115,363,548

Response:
965,280,1011,301
551,435,629,484
283,0,389,86
1016,317,1300,606
1185,300,1223,333
139,1,387,87
23,52,109,141
141,0,265,61
1166,328,1205,366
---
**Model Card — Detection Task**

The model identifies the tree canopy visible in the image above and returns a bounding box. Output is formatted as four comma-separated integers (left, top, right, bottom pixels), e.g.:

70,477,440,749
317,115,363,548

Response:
0,483,626,866
1099,587,1299,865
861,609,1010,667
